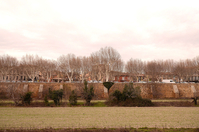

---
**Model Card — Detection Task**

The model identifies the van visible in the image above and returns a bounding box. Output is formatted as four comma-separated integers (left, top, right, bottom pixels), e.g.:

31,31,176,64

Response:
162,79,175,83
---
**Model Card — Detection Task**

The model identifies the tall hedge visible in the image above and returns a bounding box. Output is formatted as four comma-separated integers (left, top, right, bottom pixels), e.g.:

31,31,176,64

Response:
103,82,114,94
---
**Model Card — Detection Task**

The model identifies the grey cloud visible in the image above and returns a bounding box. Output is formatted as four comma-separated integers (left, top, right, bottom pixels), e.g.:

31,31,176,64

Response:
1,1,199,62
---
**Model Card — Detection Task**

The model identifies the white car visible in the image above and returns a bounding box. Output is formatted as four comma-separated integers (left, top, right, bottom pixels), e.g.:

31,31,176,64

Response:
162,79,175,83
138,81,147,83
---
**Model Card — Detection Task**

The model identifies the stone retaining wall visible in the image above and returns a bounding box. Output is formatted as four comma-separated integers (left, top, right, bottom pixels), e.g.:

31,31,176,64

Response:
0,83,198,99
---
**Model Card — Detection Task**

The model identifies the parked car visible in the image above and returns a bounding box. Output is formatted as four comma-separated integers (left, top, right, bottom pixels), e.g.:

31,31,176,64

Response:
87,80,93,83
162,79,175,83
138,81,147,83
93,80,98,83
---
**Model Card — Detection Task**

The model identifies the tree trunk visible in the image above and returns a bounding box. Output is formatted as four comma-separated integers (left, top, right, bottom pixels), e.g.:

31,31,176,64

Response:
191,97,198,105
105,68,109,82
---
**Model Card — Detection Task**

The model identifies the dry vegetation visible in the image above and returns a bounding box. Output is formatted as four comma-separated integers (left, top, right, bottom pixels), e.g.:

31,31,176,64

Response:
0,98,197,107
0,107,199,129
1,128,199,132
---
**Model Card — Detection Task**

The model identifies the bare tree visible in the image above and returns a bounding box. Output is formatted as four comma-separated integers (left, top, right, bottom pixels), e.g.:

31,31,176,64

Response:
109,59,124,81
192,56,199,82
91,47,122,82
183,59,195,82
160,59,175,80
0,55,18,82
78,56,92,82
193,56,199,71
7,84,22,106
57,54,79,83
91,64,106,82
10,65,21,82
144,60,163,82
90,52,106,82
40,59,57,82
172,60,186,83
162,59,175,73
20,54,42,82
125,58,144,82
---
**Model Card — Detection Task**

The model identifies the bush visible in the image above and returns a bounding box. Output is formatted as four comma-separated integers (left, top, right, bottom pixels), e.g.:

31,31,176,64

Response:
81,80,94,105
21,92,33,105
117,97,154,107
112,90,122,101
112,83,141,102
107,83,153,107
69,90,77,105
49,88,63,106
123,83,141,99
44,95,49,106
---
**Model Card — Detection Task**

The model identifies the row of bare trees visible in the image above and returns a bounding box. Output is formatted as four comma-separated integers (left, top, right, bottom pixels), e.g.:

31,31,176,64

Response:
125,57,199,82
1,47,199,83
0,47,123,83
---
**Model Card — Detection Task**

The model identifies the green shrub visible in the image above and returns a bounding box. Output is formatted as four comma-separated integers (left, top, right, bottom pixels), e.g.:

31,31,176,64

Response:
117,97,153,107
21,92,33,105
49,88,63,106
112,90,122,101
69,90,77,105
107,83,153,107
112,83,141,102
123,83,141,99
103,82,114,94
44,95,49,106
81,80,94,105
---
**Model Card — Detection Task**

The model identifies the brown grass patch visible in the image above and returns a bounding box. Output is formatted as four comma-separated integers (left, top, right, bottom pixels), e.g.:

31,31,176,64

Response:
0,107,199,129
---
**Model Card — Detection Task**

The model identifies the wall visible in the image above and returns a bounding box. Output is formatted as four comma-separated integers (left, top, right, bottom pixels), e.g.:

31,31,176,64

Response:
0,82,198,99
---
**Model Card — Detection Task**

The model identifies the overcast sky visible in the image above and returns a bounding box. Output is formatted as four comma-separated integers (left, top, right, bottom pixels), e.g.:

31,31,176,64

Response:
0,0,199,62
